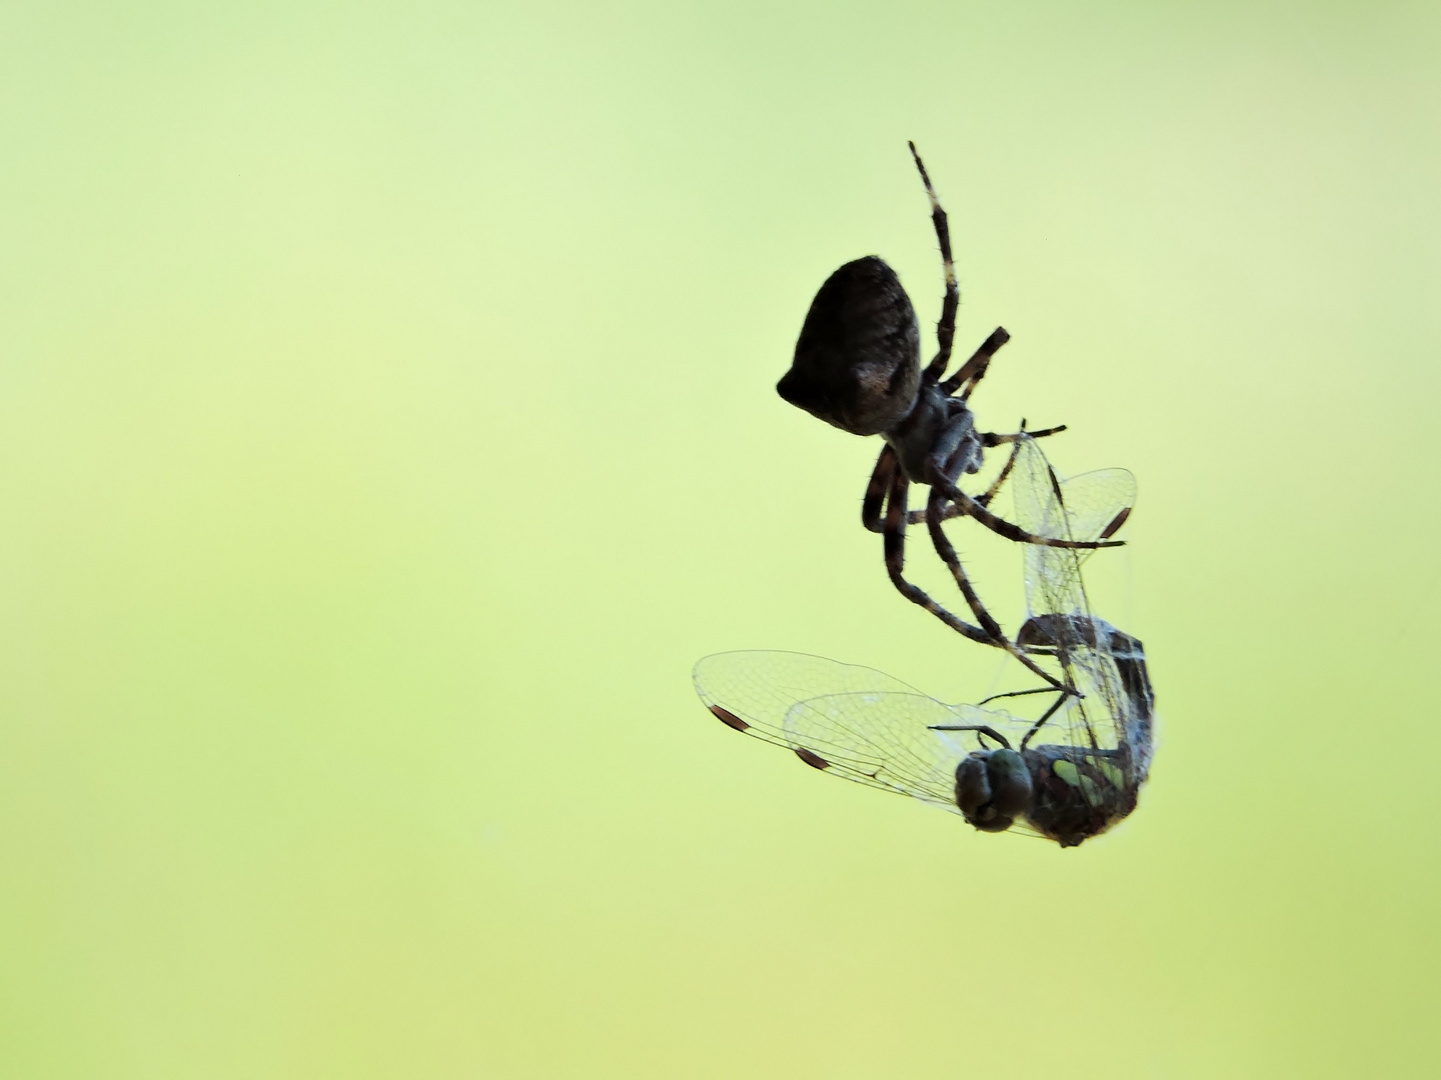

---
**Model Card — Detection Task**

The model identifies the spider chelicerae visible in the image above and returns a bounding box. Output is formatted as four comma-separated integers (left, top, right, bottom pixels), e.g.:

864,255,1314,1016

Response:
776,142,1127,694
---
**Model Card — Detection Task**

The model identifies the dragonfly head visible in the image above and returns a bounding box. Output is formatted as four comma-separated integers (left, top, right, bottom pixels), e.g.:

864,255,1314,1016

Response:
955,748,1035,833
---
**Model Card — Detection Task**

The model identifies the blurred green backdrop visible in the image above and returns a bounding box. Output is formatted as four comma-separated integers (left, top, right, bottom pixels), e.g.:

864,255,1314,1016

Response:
2,1,1438,1076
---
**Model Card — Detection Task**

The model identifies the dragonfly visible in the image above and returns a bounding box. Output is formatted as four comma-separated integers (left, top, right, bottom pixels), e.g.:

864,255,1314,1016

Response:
1006,433,1154,799
692,436,1153,848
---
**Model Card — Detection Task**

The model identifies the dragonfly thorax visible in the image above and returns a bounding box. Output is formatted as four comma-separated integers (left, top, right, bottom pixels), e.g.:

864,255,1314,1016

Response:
1023,745,1140,848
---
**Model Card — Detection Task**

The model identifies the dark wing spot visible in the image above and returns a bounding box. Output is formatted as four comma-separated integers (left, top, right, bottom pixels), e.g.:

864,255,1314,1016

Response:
709,705,750,732
1101,507,1131,539
794,747,830,770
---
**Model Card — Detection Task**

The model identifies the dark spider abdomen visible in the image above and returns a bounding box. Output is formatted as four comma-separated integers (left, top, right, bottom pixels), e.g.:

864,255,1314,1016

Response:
778,256,921,437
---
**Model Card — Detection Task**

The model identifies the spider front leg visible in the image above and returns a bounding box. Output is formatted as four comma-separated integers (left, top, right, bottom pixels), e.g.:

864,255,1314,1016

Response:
927,456,1125,551
908,141,958,385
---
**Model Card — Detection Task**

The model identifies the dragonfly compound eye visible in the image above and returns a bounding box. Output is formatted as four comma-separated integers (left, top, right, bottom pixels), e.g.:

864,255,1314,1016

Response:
955,751,1028,833
778,256,921,437
985,748,1034,818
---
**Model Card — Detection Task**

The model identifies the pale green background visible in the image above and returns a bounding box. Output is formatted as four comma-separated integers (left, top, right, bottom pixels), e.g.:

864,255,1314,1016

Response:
2,1,1438,1076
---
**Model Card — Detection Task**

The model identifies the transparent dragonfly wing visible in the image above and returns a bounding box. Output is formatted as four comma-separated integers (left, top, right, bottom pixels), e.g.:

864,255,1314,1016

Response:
693,651,1034,814
1006,435,1152,780
693,650,924,751
1009,436,1136,622
782,692,1042,811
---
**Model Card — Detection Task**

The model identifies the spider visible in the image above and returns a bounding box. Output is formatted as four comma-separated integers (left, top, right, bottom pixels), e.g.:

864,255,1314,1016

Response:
776,142,1125,694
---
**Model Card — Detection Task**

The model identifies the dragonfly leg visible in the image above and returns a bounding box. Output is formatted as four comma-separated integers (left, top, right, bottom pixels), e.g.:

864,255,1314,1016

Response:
1008,674,1095,749
925,722,1013,750
1019,691,1071,751
976,685,1063,708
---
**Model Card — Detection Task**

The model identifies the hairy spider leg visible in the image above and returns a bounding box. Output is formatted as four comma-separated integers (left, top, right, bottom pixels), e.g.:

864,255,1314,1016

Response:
860,443,895,534
981,424,1068,449
908,141,958,386
977,429,1030,507
866,442,1075,695
928,459,1125,551
905,145,1006,399
924,448,1071,694
942,327,1011,399
905,146,1113,549
877,455,995,647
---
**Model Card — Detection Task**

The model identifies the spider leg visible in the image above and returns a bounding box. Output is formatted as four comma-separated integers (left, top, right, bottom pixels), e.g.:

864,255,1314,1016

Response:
941,327,1010,398
974,425,1034,508
881,466,993,645
924,466,1070,694
982,424,1067,447
861,444,895,535
972,433,1025,510
928,462,1125,551
909,141,959,386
